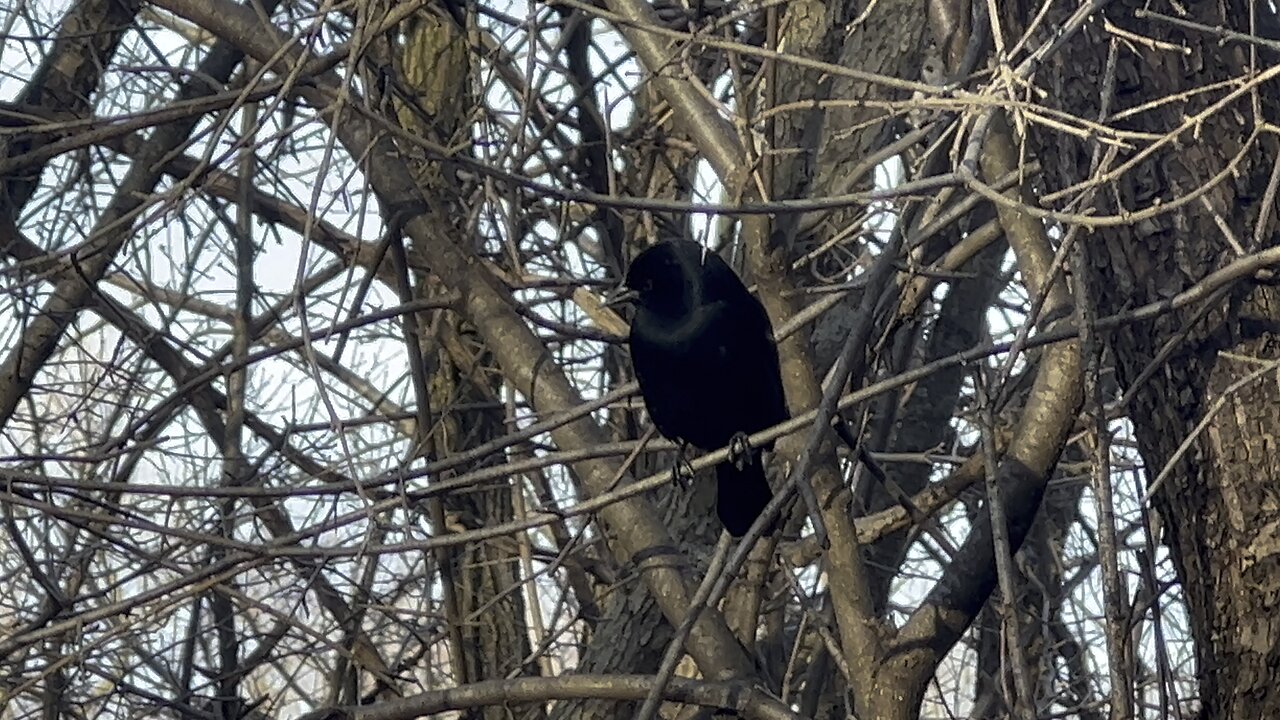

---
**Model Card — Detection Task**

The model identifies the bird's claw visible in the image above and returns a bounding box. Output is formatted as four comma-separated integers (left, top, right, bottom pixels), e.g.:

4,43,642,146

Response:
728,432,752,471
670,456,695,488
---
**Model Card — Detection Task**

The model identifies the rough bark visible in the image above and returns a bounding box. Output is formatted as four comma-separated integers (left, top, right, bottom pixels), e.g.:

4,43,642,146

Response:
1007,1,1280,716
1,0,142,209
549,475,721,720
803,0,928,256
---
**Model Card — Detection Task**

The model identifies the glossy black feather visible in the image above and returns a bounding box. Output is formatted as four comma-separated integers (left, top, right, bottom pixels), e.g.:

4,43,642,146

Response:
623,240,789,536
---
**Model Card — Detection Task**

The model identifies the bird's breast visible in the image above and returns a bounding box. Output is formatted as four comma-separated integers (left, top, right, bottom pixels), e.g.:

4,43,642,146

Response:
629,303,778,449
630,304,719,353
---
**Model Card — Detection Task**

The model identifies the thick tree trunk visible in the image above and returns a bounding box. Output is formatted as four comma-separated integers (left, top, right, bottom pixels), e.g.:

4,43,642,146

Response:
1009,2,1280,715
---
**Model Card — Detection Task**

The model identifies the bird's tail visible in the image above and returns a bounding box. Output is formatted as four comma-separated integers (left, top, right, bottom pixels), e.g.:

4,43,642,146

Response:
714,453,774,537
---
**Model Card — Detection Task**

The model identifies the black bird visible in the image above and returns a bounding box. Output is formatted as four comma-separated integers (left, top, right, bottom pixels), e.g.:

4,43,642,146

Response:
616,240,789,537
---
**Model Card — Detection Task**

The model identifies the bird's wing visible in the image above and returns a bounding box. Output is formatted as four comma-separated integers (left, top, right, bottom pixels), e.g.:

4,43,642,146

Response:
738,294,790,430
693,297,790,438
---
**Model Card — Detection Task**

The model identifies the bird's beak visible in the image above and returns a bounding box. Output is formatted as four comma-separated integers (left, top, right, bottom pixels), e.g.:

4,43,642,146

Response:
603,287,639,308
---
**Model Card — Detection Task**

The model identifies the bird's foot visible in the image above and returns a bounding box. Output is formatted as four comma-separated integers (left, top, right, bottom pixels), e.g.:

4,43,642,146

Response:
671,457,696,488
728,432,753,471
670,440,695,488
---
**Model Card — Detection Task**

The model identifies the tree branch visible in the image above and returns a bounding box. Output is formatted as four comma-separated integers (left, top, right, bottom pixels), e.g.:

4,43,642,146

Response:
150,0,754,680
298,674,804,720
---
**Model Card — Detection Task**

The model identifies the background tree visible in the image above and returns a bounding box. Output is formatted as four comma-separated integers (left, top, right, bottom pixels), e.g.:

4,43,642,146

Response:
0,1,1274,718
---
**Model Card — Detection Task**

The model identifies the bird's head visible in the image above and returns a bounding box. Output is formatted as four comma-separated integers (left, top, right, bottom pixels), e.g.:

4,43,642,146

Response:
612,240,707,317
